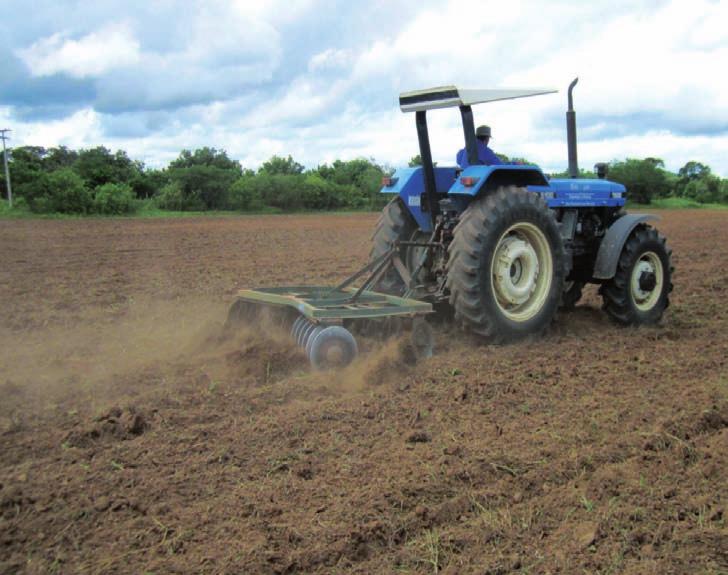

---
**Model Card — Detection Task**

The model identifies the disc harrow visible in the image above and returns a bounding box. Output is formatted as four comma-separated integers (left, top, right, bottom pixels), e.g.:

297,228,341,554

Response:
226,247,434,369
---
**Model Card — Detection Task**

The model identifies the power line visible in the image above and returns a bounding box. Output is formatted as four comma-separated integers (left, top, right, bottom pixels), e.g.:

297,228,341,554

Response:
0,129,11,208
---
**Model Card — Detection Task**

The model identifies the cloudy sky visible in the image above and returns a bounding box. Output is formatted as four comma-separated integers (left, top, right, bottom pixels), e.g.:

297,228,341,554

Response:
1,0,726,175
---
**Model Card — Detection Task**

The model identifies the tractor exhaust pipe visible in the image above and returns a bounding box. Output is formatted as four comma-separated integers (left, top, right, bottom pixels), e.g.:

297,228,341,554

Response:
566,77,579,178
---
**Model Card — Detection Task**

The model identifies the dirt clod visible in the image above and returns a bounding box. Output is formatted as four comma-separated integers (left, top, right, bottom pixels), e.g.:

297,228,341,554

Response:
575,521,600,549
65,406,149,447
93,497,111,512
406,431,431,443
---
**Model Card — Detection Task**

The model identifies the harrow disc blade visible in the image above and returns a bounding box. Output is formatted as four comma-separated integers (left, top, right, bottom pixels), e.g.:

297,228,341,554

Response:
308,326,358,370
410,318,434,359
225,299,259,330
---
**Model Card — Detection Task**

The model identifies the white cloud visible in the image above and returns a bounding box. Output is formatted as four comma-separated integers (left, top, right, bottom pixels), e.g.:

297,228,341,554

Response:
308,49,352,72
17,23,140,78
230,0,318,24
12,108,102,149
4,0,728,176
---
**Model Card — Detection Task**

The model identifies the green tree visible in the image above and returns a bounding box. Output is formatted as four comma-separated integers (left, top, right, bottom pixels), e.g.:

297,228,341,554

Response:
228,175,264,211
495,153,534,165
314,158,388,208
93,183,137,214
155,181,204,211
45,146,79,171
25,169,92,213
165,148,242,210
300,173,351,209
130,168,168,199
406,154,439,169
73,147,137,189
168,165,238,210
682,174,723,203
259,155,304,176
678,161,710,181
5,146,47,197
608,158,669,204
548,167,597,179
675,161,714,199
170,147,241,171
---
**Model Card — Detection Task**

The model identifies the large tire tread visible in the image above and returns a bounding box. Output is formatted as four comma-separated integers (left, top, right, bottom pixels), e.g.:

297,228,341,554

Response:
446,187,567,342
369,197,416,293
600,226,673,325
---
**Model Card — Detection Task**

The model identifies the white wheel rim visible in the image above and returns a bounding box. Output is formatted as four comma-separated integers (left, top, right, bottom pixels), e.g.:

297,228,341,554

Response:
630,251,663,311
490,222,553,322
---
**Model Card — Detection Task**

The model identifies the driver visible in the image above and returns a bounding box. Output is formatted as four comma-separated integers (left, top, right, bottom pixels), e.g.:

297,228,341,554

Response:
456,125,502,168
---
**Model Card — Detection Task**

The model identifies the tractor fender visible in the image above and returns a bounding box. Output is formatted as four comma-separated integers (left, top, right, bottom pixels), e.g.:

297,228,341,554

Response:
593,214,659,279
448,164,548,196
380,166,459,232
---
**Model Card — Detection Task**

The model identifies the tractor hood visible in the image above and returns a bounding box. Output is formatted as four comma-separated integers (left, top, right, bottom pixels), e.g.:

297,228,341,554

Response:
399,86,557,113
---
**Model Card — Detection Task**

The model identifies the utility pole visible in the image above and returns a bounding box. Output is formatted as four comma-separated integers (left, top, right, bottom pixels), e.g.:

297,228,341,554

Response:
0,129,11,207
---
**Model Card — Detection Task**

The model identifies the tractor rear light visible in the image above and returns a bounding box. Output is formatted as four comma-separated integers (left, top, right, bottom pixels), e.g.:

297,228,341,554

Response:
460,176,479,187
382,176,398,187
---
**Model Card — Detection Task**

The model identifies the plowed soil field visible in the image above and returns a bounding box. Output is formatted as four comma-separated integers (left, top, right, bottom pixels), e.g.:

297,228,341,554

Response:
1,211,727,574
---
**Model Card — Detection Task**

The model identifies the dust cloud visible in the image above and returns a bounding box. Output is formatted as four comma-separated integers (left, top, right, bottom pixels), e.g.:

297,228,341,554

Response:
0,295,423,432
0,297,230,418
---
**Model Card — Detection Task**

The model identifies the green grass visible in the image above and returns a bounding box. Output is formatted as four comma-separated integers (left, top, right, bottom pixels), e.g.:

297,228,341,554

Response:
0,199,56,219
0,198,278,219
134,201,274,219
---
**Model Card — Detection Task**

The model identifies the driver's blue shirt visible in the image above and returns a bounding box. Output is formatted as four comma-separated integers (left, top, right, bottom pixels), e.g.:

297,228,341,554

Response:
456,140,503,168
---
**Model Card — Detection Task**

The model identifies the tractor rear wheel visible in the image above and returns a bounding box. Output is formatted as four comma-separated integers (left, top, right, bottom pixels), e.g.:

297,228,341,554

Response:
446,187,567,342
599,226,673,324
369,197,418,294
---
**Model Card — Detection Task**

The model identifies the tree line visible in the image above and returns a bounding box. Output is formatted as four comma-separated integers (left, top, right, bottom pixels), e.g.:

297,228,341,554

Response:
0,146,391,215
1,145,727,215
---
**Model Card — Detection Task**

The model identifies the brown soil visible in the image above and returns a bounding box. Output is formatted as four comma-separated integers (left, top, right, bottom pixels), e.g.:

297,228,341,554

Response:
1,211,727,574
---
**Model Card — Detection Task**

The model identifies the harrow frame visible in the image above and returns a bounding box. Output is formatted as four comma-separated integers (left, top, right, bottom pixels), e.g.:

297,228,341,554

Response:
227,246,434,369
232,247,433,322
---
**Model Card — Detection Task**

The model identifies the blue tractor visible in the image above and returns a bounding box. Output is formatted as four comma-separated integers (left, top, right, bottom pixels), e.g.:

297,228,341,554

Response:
371,78,673,341
229,79,674,369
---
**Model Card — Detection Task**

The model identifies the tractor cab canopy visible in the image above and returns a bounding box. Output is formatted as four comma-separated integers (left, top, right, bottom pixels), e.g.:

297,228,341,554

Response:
399,86,556,113
397,85,556,224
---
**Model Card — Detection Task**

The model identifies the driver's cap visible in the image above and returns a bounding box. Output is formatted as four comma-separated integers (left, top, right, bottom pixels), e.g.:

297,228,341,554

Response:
476,125,492,139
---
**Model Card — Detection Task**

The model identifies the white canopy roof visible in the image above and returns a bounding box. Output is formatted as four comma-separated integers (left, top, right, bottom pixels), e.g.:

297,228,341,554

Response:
399,86,557,113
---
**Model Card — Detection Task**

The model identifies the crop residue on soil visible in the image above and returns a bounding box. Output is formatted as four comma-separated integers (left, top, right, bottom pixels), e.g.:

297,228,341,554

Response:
1,211,728,574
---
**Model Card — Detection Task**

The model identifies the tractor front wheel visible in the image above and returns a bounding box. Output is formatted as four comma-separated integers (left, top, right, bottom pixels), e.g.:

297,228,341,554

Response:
446,187,567,342
599,226,673,325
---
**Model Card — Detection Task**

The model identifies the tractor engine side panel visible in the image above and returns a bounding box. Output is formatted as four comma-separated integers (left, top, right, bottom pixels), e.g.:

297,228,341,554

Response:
444,165,625,210
529,179,626,208
380,167,458,232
